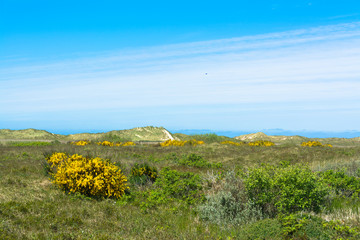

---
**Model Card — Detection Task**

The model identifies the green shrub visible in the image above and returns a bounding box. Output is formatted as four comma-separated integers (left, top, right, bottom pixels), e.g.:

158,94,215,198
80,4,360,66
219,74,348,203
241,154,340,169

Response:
198,171,263,225
130,163,158,185
323,220,360,239
279,213,332,239
141,168,203,210
320,169,360,198
279,213,360,239
154,168,203,203
244,164,329,216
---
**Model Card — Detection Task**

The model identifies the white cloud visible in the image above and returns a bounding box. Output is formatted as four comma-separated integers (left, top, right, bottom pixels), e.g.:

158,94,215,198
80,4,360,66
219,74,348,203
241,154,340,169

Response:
1,22,360,130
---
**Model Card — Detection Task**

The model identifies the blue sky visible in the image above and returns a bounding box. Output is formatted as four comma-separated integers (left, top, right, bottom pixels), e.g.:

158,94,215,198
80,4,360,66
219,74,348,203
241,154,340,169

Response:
1,1,360,134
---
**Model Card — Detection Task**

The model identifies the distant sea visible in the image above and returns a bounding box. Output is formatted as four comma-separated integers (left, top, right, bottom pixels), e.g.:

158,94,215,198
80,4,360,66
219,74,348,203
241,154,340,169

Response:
170,129,360,139
48,128,360,139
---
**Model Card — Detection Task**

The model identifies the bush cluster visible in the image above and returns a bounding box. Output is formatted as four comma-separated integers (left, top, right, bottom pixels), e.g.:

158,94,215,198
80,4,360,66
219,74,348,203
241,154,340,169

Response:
97,141,136,147
97,140,114,146
70,140,90,146
279,213,360,239
46,152,128,199
220,140,245,146
141,168,204,210
248,140,275,147
122,141,136,146
154,168,203,203
160,139,204,147
320,169,360,198
301,141,333,147
244,164,328,216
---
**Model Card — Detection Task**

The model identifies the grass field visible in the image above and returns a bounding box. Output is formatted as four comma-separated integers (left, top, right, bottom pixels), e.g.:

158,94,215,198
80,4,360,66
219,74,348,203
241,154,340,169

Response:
1,136,360,239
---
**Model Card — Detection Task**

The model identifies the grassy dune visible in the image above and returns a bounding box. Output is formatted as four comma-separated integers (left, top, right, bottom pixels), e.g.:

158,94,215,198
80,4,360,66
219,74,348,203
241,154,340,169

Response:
0,126,174,143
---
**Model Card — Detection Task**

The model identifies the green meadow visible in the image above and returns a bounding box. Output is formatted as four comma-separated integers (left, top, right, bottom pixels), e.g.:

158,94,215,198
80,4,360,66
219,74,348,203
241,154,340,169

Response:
1,129,360,239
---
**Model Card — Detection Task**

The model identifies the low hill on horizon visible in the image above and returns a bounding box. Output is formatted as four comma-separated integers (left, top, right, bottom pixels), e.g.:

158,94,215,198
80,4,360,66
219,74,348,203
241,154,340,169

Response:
0,129,62,140
0,126,175,142
235,132,360,146
235,132,308,144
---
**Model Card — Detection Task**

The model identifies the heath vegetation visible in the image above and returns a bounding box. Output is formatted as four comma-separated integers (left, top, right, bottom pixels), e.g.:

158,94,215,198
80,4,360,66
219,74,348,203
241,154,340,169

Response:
1,134,360,239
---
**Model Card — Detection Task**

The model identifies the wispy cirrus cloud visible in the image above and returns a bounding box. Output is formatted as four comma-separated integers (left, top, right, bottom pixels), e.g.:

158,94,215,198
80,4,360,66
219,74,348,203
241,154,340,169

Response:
1,22,360,131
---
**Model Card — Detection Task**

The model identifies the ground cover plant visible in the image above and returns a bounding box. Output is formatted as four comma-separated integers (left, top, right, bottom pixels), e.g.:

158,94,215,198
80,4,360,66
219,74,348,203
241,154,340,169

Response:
1,134,360,239
8,141,54,147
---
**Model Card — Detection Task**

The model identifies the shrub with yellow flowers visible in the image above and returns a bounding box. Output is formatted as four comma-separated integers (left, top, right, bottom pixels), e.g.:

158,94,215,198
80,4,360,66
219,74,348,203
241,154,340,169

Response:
97,140,114,147
96,141,136,147
71,140,90,146
122,141,136,146
248,140,275,147
187,139,205,146
220,141,245,146
160,140,185,147
160,139,204,147
301,141,333,147
46,152,68,173
46,152,128,199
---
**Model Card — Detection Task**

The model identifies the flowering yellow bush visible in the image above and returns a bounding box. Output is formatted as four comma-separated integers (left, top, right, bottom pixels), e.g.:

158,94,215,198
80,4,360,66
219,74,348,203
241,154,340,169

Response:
301,141,333,147
96,141,136,147
160,140,185,146
188,139,205,146
248,140,275,147
160,139,204,147
46,153,128,199
47,152,67,168
71,140,90,146
97,140,114,146
220,141,245,146
122,141,136,146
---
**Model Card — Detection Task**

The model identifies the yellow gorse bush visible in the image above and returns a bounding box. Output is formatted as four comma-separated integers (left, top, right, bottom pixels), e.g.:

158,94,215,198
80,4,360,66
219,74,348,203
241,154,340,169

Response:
47,152,67,168
122,141,136,146
46,153,128,199
97,141,136,147
301,141,333,147
97,141,114,146
188,139,205,146
220,141,245,146
71,140,90,146
160,140,186,146
160,139,204,147
248,140,275,147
